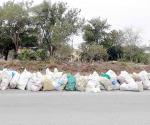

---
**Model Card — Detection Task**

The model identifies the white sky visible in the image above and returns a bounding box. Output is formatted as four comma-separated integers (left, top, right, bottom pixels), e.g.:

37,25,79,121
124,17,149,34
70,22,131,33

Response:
1,0,150,48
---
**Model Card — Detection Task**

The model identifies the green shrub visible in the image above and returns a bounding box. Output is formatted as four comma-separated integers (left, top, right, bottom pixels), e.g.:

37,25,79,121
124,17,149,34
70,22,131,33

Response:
122,45,150,64
18,49,31,61
18,49,37,61
80,43,108,62
36,49,48,61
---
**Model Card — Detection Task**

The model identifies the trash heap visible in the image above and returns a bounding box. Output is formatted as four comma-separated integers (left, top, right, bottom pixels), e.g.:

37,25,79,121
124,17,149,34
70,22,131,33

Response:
0,68,150,92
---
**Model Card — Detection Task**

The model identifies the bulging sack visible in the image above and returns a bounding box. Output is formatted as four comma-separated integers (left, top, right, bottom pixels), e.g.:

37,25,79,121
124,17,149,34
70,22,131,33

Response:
106,70,117,78
99,76,112,91
119,71,143,92
17,69,32,90
75,73,88,91
86,72,101,93
138,71,150,89
27,72,43,91
0,69,14,90
43,75,55,91
9,71,20,89
54,74,68,91
120,81,143,92
65,73,76,91
106,70,120,90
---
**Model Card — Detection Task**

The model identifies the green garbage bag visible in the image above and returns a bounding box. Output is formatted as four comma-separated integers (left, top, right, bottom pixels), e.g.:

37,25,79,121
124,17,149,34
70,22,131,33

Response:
100,73,111,80
65,73,76,91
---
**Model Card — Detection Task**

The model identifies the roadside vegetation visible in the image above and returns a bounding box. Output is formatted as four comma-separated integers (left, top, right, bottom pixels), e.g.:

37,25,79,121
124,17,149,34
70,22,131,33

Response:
0,0,149,64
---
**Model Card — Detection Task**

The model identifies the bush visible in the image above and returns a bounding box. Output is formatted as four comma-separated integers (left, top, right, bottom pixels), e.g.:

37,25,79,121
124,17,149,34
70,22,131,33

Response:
80,43,108,62
55,44,73,60
123,45,150,64
18,49,34,61
36,49,48,61
18,48,48,61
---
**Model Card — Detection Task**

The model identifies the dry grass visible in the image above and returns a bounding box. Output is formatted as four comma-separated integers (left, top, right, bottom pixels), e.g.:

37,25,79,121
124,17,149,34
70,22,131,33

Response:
0,60,149,74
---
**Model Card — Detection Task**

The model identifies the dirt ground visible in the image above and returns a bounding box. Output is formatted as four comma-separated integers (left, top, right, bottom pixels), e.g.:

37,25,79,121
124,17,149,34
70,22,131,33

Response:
0,60,150,74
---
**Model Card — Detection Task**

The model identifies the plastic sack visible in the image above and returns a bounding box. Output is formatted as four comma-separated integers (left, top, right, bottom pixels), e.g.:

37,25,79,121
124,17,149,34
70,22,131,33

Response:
27,72,43,91
86,72,101,93
54,74,68,91
65,73,76,91
53,68,63,80
138,71,150,89
43,75,55,91
99,76,112,91
46,68,63,80
75,73,88,91
106,70,117,78
17,69,32,90
120,81,143,92
106,70,120,90
0,69,14,90
119,71,143,92
9,71,20,89
44,68,65,91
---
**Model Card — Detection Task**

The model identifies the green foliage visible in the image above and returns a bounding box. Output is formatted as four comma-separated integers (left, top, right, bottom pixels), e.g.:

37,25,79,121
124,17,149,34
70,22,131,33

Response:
32,1,84,55
18,48,48,61
80,43,108,62
83,17,110,45
36,49,48,60
0,0,32,56
18,49,35,61
123,45,150,64
21,34,38,47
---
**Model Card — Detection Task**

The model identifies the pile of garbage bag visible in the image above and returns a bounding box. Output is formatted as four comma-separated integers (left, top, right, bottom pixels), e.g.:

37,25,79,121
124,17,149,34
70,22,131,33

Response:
0,68,150,92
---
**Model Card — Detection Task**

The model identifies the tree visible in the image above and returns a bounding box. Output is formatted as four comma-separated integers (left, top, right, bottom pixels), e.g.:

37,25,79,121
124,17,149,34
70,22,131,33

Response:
32,1,83,57
120,28,142,46
0,0,31,60
83,17,110,45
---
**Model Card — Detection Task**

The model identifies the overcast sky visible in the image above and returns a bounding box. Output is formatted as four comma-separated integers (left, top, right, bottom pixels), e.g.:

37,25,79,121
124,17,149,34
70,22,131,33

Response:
1,0,150,48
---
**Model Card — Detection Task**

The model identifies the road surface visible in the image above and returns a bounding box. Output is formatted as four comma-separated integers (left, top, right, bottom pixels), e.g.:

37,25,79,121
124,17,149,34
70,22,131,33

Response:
0,90,150,125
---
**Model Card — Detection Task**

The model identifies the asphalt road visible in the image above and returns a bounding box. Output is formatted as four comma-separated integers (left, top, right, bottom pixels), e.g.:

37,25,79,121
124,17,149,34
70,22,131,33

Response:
0,90,150,125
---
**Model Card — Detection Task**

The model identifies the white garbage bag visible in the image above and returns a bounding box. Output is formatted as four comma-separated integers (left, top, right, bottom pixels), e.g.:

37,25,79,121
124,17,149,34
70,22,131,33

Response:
120,81,143,92
27,72,43,91
138,71,150,89
43,68,64,91
85,72,101,93
53,68,63,80
54,74,68,91
147,73,150,80
17,69,32,90
106,70,119,90
9,71,20,89
46,68,63,80
106,70,117,78
0,69,14,90
75,73,88,91
119,71,143,92
99,76,112,91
